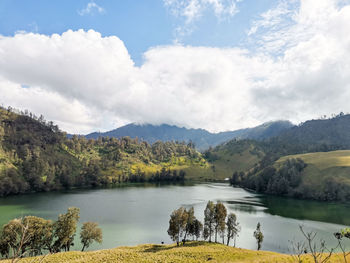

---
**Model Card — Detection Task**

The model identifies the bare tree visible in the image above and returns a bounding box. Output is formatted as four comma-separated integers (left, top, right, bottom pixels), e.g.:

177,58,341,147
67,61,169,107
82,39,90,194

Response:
299,225,336,263
288,239,307,263
334,231,350,263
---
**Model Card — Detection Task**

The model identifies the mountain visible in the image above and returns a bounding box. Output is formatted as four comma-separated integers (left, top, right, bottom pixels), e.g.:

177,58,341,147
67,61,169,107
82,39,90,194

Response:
85,120,294,151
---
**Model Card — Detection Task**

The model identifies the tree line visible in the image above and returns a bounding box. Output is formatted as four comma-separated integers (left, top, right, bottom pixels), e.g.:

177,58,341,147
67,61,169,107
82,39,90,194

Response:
167,201,263,250
0,207,102,259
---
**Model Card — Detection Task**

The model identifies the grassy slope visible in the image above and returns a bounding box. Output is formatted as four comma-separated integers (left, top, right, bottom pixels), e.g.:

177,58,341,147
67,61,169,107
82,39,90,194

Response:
203,141,264,180
277,150,350,186
3,242,349,263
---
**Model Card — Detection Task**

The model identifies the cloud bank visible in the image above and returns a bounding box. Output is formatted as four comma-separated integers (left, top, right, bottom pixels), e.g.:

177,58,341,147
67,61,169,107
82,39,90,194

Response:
0,0,350,134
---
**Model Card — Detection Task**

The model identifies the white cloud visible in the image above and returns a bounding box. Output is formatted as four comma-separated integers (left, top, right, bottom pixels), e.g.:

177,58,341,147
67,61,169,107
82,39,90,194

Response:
0,0,350,134
78,1,105,16
165,0,240,23
164,0,241,42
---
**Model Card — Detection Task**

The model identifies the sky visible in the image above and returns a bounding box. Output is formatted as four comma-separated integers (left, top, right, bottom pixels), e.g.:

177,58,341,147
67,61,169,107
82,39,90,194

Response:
0,0,350,134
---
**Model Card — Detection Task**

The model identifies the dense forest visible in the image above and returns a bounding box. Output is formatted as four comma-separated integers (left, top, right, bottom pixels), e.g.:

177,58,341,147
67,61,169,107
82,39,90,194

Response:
0,106,205,196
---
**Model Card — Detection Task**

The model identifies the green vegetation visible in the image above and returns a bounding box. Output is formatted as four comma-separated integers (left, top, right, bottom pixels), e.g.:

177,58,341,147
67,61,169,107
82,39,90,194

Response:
0,106,208,196
0,207,101,259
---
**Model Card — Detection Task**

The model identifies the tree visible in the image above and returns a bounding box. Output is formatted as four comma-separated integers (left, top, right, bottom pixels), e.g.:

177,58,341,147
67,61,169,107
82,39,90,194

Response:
214,202,227,243
204,201,215,242
80,222,102,251
183,207,195,244
253,222,264,250
190,219,203,241
53,207,80,252
226,213,240,247
0,218,31,260
22,216,54,255
167,207,188,246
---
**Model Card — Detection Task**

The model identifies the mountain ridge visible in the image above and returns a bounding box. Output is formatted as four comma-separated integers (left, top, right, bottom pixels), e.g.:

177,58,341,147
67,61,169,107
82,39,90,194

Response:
84,120,294,151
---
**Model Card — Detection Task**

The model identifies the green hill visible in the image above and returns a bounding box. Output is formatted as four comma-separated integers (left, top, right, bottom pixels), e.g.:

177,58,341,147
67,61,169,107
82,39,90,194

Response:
0,107,209,196
2,241,348,263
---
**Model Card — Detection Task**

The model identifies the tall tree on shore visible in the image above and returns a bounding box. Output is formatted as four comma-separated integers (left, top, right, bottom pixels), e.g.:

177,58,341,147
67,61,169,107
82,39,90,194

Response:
204,201,215,242
214,202,227,243
23,216,54,255
167,207,188,246
183,207,195,244
53,207,80,252
226,213,240,246
254,222,264,250
189,219,203,241
80,222,103,251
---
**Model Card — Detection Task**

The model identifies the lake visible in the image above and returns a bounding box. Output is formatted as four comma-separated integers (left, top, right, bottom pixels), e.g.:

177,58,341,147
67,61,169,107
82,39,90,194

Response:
0,182,349,253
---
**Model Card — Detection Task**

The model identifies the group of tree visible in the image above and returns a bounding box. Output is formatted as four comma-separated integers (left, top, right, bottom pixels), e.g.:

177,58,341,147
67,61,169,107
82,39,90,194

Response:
230,158,307,197
167,201,263,250
0,207,102,259
0,106,201,196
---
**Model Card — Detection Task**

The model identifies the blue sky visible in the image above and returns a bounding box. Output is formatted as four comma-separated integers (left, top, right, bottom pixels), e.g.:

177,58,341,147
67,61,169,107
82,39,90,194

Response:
0,0,349,133
0,0,276,65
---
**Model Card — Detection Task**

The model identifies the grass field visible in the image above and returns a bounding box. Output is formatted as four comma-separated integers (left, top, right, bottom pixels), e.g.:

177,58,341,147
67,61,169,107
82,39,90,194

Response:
277,150,350,170
206,142,264,180
276,150,350,186
2,242,349,263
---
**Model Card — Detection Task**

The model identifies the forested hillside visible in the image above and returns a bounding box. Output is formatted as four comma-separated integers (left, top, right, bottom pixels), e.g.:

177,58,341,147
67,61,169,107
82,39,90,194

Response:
85,121,293,151
219,113,350,201
0,107,207,196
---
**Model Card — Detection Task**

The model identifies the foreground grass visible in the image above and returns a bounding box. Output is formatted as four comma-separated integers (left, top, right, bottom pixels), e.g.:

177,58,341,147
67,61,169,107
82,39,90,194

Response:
3,242,350,263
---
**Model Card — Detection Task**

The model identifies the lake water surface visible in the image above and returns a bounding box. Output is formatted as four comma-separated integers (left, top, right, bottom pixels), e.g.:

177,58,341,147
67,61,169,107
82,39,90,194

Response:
0,183,349,253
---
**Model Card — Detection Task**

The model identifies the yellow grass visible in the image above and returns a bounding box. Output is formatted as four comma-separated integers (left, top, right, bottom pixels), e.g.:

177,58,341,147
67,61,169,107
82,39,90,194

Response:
276,150,350,186
2,242,349,263
277,150,350,171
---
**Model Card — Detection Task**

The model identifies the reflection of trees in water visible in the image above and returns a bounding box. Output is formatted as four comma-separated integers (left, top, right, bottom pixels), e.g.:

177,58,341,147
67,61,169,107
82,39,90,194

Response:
225,200,266,214
260,195,350,226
